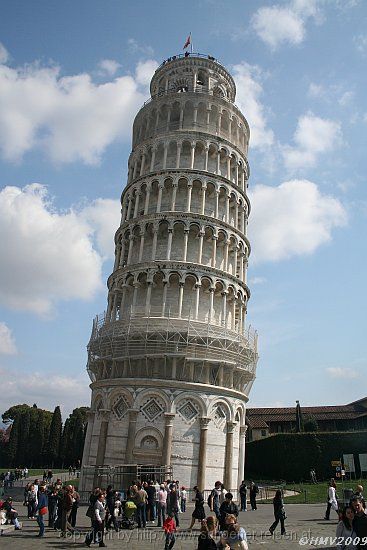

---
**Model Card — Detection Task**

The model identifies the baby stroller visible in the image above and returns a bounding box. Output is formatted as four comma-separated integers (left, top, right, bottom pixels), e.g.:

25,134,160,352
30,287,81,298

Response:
118,500,137,530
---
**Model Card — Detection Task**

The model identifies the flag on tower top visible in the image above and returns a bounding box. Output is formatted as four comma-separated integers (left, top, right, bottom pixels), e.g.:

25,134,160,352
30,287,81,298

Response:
183,33,191,50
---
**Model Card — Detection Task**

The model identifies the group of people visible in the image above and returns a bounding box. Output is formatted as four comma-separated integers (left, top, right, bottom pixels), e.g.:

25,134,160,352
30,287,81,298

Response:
84,479,250,549
324,481,367,550
20,477,80,537
0,467,29,488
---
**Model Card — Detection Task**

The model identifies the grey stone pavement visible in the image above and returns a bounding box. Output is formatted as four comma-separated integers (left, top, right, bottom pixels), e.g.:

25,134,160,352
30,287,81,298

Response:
1,501,341,549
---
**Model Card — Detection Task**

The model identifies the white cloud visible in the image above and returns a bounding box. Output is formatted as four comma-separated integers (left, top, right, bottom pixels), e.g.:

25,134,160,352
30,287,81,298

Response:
354,33,367,53
0,322,17,355
282,112,342,171
248,276,267,285
127,38,154,57
249,179,347,264
0,52,158,164
338,91,354,107
97,59,121,76
326,367,359,379
251,0,322,50
0,184,121,316
0,369,90,417
0,42,9,64
232,62,274,148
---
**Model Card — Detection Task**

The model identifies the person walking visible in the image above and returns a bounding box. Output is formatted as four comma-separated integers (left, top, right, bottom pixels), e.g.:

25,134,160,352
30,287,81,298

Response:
180,486,187,513
27,483,38,519
239,480,247,512
60,485,74,536
48,485,59,529
336,506,358,549
324,479,338,520
146,480,156,522
105,486,119,532
249,481,259,511
269,489,286,536
36,485,48,537
189,486,206,530
68,486,80,528
163,512,176,549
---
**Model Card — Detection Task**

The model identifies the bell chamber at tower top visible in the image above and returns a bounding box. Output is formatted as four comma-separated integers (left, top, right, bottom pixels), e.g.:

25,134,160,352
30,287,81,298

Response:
131,53,250,156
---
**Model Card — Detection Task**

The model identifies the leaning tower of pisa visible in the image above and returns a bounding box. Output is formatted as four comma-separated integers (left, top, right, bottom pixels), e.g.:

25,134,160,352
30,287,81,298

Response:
81,53,258,492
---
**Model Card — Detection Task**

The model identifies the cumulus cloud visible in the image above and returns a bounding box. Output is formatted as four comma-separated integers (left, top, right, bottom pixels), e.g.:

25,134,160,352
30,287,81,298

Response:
0,322,17,355
251,0,322,50
0,42,9,64
326,367,359,379
282,112,342,171
0,183,120,315
232,62,274,148
0,369,90,417
249,179,347,264
0,52,158,164
97,59,121,77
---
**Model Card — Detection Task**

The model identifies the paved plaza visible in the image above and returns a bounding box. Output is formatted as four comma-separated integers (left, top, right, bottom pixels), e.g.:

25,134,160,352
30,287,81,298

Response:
2,501,339,549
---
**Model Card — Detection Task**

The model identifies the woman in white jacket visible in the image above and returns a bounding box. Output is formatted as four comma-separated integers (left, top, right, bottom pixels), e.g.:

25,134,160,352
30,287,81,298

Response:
336,506,358,549
324,479,338,520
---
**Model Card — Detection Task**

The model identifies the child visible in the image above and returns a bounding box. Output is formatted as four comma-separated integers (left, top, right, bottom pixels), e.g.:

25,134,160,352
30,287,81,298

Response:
163,512,176,549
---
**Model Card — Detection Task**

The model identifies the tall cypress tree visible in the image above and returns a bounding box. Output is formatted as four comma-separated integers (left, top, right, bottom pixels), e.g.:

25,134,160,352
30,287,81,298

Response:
47,406,62,467
16,409,30,466
6,414,20,466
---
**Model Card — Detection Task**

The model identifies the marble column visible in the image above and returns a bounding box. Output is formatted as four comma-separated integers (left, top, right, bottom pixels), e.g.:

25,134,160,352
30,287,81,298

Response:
162,413,175,467
237,425,247,486
223,421,237,491
81,411,95,467
197,417,211,490
95,409,110,467
125,409,140,462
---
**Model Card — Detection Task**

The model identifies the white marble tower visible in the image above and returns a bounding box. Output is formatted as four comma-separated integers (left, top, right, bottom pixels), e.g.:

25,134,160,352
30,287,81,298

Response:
81,53,258,492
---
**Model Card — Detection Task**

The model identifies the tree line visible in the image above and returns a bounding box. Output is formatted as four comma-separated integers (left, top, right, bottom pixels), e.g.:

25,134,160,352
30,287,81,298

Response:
0,403,89,468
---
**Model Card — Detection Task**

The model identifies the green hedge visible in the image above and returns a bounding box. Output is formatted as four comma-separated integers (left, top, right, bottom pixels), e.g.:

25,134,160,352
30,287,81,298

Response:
246,431,367,481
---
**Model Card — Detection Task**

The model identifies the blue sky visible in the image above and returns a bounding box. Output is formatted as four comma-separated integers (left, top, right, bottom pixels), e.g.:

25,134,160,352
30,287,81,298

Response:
0,0,366,417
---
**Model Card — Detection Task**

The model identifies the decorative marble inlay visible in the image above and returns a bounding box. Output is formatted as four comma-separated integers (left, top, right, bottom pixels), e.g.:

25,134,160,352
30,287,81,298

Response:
178,401,198,422
141,398,164,422
213,404,227,429
112,396,129,420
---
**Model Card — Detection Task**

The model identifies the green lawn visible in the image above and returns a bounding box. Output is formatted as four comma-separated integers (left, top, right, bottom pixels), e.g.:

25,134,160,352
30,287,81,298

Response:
284,479,366,504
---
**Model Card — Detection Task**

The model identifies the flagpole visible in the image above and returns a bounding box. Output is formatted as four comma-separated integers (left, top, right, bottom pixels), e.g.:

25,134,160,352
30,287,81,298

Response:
190,32,193,53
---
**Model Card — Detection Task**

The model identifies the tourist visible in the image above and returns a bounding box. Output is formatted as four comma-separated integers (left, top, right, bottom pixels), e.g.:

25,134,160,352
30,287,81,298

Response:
157,483,167,527
220,514,248,549
167,483,180,527
105,486,119,532
1,497,22,530
34,478,40,497
180,486,187,513
352,485,365,507
249,481,259,511
146,479,156,522
336,506,358,549
189,486,206,530
36,485,48,537
239,480,247,511
23,482,30,506
324,478,338,520
48,485,59,529
269,489,286,536
219,493,239,532
208,481,222,520
163,511,176,550
60,485,74,536
351,497,367,548
68,485,80,528
197,516,218,549
134,482,148,528
86,491,107,548
27,483,38,519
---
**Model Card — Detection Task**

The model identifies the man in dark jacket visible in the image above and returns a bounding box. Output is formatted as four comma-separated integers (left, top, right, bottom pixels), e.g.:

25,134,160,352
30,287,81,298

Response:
219,493,238,531
352,497,367,549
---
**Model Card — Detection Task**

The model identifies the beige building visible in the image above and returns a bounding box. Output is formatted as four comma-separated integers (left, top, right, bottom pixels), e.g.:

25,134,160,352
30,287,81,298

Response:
80,53,258,492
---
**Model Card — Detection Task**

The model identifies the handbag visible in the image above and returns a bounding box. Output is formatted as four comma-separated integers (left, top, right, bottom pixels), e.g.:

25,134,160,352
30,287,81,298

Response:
39,506,48,516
